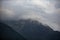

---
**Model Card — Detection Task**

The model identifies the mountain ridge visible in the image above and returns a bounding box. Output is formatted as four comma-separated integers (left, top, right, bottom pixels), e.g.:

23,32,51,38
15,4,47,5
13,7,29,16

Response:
0,22,26,40
1,19,60,40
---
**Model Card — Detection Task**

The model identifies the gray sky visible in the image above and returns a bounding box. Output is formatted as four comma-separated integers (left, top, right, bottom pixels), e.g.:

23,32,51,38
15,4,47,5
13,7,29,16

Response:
0,0,60,31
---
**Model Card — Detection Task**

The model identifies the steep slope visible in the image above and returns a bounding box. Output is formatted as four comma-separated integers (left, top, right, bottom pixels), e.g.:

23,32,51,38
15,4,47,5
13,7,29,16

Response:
0,22,26,40
3,19,60,40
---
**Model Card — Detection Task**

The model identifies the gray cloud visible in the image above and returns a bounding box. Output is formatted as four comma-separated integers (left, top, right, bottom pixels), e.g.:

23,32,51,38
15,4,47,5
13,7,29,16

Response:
1,0,60,31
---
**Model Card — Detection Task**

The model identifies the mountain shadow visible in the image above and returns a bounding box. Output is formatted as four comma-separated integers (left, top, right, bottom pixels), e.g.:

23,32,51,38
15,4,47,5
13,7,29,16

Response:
0,22,26,40
1,19,60,40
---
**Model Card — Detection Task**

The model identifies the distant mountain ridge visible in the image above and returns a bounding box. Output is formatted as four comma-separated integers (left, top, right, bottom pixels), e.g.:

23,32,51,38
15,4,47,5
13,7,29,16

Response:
1,19,60,40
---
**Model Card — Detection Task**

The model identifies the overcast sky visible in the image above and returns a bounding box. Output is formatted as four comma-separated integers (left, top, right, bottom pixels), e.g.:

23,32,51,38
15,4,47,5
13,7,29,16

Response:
0,0,60,31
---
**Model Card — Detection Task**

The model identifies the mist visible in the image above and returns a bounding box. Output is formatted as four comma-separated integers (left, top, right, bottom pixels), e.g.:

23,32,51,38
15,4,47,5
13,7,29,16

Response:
0,0,60,31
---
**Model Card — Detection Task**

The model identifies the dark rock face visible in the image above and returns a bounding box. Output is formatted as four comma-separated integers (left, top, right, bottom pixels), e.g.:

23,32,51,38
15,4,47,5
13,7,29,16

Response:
17,19,53,40
0,22,26,40
45,31,60,40
1,19,60,40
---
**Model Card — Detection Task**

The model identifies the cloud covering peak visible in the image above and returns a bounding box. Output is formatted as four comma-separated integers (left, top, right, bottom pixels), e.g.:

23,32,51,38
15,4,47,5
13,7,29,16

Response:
1,0,60,31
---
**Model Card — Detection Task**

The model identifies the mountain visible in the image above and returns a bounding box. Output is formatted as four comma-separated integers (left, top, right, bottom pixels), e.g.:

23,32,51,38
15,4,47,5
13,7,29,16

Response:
2,19,60,40
0,22,26,40
46,31,60,40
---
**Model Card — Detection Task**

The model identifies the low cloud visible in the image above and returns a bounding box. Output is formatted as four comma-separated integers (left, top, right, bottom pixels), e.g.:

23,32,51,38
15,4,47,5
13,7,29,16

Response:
0,8,15,20
1,0,60,31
